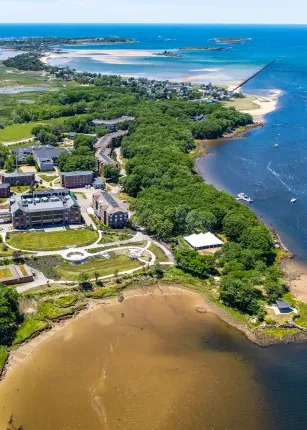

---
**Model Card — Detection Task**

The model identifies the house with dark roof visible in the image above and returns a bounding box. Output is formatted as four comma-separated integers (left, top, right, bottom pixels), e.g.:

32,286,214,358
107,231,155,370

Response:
12,145,68,171
10,189,81,229
93,177,105,189
92,190,128,228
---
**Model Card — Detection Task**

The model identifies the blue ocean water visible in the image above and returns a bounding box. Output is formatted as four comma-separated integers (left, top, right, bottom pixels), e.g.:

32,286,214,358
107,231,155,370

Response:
1,24,307,259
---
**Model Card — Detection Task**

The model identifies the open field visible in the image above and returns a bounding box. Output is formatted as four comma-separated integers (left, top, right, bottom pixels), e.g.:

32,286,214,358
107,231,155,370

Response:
224,96,260,111
0,117,67,142
8,229,98,251
55,254,141,280
0,64,77,90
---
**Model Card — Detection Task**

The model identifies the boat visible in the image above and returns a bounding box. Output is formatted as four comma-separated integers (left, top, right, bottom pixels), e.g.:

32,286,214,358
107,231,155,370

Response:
236,193,253,203
274,143,279,148
291,198,297,204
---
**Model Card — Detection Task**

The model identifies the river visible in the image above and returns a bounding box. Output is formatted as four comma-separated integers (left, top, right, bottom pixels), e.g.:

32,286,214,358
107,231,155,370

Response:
2,286,307,429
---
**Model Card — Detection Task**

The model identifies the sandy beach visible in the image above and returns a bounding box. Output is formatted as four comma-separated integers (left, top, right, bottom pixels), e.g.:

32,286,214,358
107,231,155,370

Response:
41,49,160,66
242,89,283,122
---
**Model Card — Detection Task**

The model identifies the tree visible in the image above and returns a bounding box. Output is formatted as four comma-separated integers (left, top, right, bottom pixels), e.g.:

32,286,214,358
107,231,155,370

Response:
0,143,10,168
12,250,24,264
222,212,256,242
219,276,263,316
4,154,16,173
185,209,217,233
103,164,121,183
25,154,35,166
94,271,100,284
0,285,21,345
78,273,92,291
241,225,275,264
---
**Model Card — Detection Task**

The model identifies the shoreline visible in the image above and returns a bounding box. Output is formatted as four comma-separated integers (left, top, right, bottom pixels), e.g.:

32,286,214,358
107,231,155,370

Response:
2,282,307,383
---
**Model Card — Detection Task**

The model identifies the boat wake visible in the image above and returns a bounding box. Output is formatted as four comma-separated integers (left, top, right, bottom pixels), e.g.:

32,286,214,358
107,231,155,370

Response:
267,162,292,191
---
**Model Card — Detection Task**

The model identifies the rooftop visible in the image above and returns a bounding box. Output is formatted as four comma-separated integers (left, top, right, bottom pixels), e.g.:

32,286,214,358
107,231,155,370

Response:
10,189,79,214
92,116,135,126
61,171,93,177
276,300,292,310
184,232,223,249
3,172,34,178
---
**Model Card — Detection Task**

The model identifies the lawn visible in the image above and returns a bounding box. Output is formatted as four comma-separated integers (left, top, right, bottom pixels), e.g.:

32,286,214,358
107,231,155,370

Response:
55,254,141,281
39,174,58,183
224,96,260,112
0,117,67,142
8,229,98,251
0,267,12,278
13,318,48,344
10,185,30,194
0,345,8,374
149,243,169,262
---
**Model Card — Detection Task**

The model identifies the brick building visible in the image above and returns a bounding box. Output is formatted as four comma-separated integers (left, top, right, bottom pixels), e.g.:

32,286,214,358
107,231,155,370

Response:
2,172,35,186
92,190,128,228
61,171,94,188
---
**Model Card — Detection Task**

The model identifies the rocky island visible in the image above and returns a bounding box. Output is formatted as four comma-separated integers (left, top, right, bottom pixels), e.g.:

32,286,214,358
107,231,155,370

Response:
0,36,136,52
211,37,252,44
153,50,182,57
179,46,226,52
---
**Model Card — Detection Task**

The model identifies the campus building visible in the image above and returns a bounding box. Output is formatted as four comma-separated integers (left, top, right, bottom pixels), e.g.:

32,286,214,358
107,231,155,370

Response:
13,145,68,171
61,171,94,188
92,190,128,228
0,264,34,286
91,116,135,131
10,189,81,229
2,172,35,186
0,183,10,198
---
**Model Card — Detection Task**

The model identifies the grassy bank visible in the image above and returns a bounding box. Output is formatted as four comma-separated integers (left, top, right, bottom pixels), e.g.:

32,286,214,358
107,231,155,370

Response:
8,229,98,251
0,346,8,375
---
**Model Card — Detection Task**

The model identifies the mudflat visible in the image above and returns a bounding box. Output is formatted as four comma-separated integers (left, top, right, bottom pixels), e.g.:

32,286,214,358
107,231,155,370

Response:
0,287,271,430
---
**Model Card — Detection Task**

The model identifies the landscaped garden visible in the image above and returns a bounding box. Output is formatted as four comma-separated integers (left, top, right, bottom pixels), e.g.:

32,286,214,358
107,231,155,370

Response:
7,229,98,251
55,254,141,281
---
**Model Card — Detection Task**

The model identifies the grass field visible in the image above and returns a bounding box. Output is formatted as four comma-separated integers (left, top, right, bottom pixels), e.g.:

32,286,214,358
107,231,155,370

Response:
0,268,12,278
0,117,67,142
8,229,98,251
10,185,30,194
224,96,260,112
56,254,141,281
149,243,169,262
